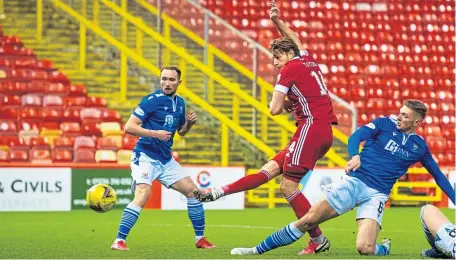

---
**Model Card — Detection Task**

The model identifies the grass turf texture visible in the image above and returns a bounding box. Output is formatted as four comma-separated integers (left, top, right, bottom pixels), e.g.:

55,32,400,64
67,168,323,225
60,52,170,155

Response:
1,208,454,259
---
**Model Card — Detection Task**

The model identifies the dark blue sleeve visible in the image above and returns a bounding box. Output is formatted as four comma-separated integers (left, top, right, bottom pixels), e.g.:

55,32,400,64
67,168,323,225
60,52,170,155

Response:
420,147,456,204
348,118,383,157
132,96,155,122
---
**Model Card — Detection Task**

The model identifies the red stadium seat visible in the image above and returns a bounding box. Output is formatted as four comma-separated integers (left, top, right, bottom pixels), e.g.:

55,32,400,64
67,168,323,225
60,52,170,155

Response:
8,148,29,162
97,136,121,151
60,122,82,137
29,137,50,148
67,84,87,97
102,109,122,123
0,121,17,135
73,148,96,163
80,108,102,123
2,95,21,107
43,95,64,107
122,135,138,150
45,83,66,95
29,147,51,163
20,107,41,122
52,147,73,162
48,71,69,84
36,60,54,71
82,122,102,136
27,81,47,95
73,136,96,150
0,107,18,121
1,82,27,95
63,107,81,123
21,94,42,107
65,96,86,107
86,96,107,107
54,136,75,148
41,108,63,123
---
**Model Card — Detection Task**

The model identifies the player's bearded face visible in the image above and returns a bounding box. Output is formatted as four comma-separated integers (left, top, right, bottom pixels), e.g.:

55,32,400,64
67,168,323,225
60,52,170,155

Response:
397,106,421,131
160,69,181,96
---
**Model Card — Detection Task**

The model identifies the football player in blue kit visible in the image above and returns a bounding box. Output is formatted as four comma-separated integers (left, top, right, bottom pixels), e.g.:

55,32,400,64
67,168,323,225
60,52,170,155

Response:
420,204,455,258
111,66,216,250
230,99,455,256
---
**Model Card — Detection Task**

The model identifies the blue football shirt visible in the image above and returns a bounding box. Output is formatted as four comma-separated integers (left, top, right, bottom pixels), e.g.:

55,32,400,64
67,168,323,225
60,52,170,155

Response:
131,90,186,164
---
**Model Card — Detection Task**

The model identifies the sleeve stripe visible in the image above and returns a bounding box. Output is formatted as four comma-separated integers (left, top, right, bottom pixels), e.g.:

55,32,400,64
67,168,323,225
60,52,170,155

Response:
274,84,289,94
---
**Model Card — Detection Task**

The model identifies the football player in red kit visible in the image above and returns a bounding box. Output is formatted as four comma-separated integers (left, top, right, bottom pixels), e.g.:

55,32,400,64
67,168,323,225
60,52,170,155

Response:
194,0,338,255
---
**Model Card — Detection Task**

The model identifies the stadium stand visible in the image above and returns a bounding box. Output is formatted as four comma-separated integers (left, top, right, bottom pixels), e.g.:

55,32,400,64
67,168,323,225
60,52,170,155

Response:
0,27,141,165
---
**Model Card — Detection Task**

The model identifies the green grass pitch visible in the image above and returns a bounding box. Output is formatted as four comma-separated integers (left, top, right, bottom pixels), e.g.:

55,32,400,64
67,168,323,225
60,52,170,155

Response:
1,208,454,259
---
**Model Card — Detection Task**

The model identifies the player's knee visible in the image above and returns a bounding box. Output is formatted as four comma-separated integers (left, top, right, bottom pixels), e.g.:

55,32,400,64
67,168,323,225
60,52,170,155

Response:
356,242,376,255
133,184,151,208
420,204,436,222
279,179,300,197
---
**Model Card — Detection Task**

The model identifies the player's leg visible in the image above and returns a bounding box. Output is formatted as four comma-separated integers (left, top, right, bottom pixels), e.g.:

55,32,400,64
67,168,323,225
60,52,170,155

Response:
165,159,215,249
231,173,359,255
355,188,390,256
420,204,455,258
112,153,158,250
281,122,333,254
231,199,339,255
193,151,284,202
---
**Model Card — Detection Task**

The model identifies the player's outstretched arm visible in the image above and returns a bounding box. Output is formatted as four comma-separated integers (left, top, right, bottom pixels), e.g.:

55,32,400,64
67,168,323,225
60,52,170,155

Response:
124,115,171,141
270,0,304,50
420,151,456,204
178,111,197,136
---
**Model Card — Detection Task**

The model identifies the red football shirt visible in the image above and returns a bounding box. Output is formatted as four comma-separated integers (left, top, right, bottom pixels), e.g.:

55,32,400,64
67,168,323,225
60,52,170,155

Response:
275,50,338,125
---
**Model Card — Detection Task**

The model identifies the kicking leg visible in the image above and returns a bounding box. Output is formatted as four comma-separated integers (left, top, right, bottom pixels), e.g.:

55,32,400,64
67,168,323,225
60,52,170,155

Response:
194,159,282,202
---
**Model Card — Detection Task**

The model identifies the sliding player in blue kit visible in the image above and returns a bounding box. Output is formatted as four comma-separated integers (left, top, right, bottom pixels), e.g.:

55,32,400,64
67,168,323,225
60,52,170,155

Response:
230,99,455,256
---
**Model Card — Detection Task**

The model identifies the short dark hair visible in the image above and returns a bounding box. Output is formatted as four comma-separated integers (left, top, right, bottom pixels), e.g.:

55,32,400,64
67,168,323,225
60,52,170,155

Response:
269,38,300,57
160,66,181,79
403,99,427,119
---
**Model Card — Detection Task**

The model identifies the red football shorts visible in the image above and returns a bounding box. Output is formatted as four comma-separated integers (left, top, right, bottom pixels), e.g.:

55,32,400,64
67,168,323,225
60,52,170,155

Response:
272,121,333,182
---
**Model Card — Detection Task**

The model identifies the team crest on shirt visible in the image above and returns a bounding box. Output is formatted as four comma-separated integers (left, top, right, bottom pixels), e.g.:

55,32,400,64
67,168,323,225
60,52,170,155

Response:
164,106,168,111
413,144,418,151
393,132,397,136
141,172,149,179
180,106,183,113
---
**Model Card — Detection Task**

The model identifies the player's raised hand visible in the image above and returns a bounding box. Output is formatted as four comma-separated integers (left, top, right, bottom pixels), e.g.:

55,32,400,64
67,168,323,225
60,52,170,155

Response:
187,111,197,125
282,99,293,113
270,0,280,20
345,155,361,173
153,130,172,141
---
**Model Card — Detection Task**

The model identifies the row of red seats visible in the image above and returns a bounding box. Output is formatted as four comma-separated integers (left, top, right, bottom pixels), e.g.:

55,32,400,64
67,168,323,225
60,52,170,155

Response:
0,135,138,151
0,68,70,83
0,95,104,107
1,107,120,123
0,121,121,137
0,147,128,163
0,82,87,97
